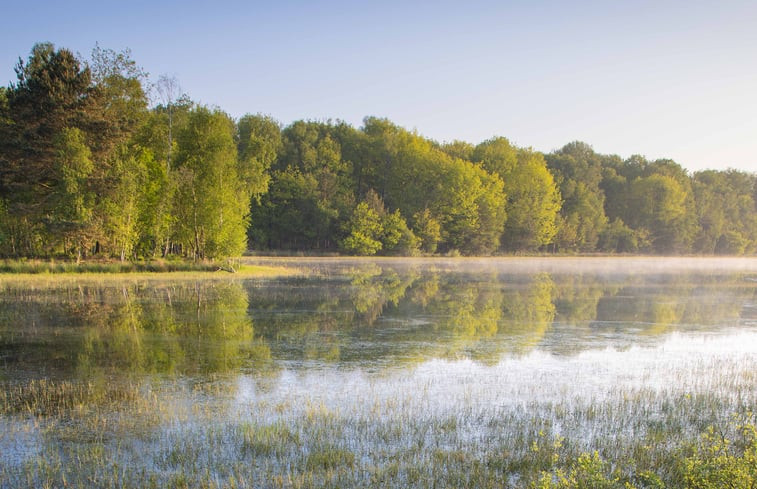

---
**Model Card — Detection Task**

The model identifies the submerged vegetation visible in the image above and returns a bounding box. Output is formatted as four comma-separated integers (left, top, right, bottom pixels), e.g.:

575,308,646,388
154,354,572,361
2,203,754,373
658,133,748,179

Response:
2,43,757,260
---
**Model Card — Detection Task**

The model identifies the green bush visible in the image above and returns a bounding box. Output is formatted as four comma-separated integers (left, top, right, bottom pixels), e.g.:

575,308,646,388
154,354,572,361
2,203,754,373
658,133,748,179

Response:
681,416,757,488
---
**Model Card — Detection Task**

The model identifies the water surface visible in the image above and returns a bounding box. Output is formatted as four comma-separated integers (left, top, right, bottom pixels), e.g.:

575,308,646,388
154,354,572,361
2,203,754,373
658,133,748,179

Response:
1,258,756,487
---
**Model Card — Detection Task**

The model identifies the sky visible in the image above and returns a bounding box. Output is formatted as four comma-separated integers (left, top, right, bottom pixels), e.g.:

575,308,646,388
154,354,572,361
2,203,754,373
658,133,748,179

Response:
2,0,756,172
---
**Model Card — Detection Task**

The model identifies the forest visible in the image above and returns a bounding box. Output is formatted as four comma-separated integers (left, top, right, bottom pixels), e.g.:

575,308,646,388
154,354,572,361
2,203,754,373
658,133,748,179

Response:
1,43,756,260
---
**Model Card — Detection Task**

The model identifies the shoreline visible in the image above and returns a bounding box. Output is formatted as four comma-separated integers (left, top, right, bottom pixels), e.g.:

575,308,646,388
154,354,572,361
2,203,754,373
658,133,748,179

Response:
3,255,757,278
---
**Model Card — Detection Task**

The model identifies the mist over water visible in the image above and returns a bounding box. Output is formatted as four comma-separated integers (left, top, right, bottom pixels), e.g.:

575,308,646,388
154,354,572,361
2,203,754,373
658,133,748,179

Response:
245,255,757,275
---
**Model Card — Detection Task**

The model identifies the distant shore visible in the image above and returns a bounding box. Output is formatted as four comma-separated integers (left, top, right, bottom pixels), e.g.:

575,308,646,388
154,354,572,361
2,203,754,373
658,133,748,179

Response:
4,255,757,279
244,255,757,275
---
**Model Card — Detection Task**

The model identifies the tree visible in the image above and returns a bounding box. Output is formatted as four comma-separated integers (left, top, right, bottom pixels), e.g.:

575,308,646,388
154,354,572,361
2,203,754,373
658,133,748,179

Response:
340,190,419,256
546,142,608,251
88,44,149,153
341,201,383,255
599,161,629,226
435,157,506,254
440,140,475,161
412,208,441,254
692,170,757,254
474,139,560,251
87,45,151,259
628,173,693,253
132,97,192,257
261,120,355,249
472,137,518,177
236,114,280,198
599,155,698,254
173,107,248,259
0,43,98,253
101,146,155,260
381,209,420,255
597,218,649,253
503,150,561,250
155,75,181,171
51,127,96,260
0,43,154,259
360,119,506,255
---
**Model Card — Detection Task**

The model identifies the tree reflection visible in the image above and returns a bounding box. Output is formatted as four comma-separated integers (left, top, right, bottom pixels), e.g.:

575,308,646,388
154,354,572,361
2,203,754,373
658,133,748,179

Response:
0,281,270,378
497,273,556,354
0,268,754,379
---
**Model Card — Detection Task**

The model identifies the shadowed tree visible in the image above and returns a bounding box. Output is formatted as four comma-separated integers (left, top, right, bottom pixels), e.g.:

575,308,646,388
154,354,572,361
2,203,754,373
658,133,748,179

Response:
0,43,98,255
546,142,608,251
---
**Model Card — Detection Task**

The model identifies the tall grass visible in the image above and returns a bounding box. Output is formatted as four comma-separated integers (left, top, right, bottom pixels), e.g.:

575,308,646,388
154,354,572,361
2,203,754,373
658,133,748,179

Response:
1,361,755,488
0,258,228,274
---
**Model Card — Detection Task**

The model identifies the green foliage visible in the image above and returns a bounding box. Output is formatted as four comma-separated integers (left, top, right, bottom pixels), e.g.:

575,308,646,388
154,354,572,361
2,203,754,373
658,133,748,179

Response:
598,219,650,253
51,127,96,257
341,201,383,255
681,416,757,489
601,157,697,254
473,136,519,177
0,43,97,253
629,173,694,253
533,451,626,489
692,170,757,254
236,113,279,199
440,139,475,161
412,208,441,254
173,107,249,259
88,44,148,150
340,191,419,256
132,101,192,257
381,209,420,255
101,146,154,260
2,42,757,260
357,120,507,255
251,120,354,250
529,418,757,489
715,230,748,255
435,155,507,254
473,139,561,251
547,142,608,251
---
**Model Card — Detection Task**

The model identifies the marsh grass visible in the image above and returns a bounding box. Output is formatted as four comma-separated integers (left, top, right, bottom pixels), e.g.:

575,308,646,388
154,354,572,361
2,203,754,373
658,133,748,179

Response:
304,446,355,471
2,337,755,489
1,365,754,488
241,421,300,457
0,258,225,274
0,379,142,417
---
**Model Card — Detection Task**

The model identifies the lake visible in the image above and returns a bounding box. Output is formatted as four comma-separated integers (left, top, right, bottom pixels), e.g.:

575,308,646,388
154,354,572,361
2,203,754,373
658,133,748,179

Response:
1,257,756,488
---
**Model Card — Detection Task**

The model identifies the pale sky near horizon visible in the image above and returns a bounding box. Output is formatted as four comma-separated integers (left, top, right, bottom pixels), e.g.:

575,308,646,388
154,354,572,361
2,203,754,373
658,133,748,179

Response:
2,0,756,172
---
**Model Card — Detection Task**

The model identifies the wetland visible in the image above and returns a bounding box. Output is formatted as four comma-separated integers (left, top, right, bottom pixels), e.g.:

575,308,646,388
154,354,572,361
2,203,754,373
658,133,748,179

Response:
1,257,756,488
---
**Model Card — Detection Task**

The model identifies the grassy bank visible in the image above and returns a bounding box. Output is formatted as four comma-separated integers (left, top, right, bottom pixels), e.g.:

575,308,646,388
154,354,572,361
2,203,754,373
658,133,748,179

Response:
0,259,301,283
0,258,239,274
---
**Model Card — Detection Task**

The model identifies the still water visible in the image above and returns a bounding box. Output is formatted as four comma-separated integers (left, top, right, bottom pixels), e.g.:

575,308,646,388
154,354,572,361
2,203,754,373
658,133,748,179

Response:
1,258,756,487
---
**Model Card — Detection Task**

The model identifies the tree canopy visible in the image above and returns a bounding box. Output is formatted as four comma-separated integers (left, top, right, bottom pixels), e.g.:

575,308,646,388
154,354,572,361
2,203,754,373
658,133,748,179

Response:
1,42,756,259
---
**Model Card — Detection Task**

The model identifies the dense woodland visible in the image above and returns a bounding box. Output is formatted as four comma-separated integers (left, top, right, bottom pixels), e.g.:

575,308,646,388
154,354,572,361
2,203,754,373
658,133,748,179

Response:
1,43,756,260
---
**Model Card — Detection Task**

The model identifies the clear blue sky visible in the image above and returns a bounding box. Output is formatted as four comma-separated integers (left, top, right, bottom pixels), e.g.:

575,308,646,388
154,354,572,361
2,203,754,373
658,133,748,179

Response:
2,0,756,172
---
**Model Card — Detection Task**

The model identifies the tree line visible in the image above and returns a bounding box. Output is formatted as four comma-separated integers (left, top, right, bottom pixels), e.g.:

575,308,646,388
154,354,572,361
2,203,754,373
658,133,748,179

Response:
1,43,756,260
